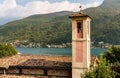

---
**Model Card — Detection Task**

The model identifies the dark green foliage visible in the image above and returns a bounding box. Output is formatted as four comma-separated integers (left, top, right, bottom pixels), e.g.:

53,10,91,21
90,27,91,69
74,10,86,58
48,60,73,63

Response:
84,55,117,78
104,46,120,78
0,43,17,58
111,63,120,78
104,46,120,63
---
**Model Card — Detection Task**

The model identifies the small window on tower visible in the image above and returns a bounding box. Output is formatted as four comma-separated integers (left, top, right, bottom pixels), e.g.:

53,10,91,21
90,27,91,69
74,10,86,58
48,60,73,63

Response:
77,22,83,38
77,22,82,33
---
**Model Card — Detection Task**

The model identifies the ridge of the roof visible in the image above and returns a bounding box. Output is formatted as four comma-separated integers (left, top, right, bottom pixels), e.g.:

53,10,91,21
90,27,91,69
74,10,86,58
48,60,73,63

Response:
69,12,92,19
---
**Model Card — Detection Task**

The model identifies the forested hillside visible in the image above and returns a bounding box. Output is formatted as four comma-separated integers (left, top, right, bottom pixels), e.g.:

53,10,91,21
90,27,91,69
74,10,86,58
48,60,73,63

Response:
0,0,120,45
84,0,120,44
0,11,72,45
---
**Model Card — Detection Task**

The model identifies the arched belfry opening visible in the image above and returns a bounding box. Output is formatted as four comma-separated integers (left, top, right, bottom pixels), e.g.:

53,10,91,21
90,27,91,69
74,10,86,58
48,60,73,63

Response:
77,22,83,38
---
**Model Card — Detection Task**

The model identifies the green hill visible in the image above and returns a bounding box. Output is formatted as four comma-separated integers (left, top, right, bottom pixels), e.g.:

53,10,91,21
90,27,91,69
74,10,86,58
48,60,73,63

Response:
0,11,73,45
0,0,120,45
84,0,120,44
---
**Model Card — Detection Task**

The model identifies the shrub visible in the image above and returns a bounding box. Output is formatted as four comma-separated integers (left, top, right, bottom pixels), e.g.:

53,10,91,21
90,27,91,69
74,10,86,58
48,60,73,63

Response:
84,55,117,78
104,46,120,63
111,63,120,78
104,46,120,78
0,43,17,58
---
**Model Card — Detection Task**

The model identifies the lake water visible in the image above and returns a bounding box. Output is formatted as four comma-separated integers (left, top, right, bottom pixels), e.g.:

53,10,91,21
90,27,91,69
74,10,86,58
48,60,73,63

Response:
16,48,107,57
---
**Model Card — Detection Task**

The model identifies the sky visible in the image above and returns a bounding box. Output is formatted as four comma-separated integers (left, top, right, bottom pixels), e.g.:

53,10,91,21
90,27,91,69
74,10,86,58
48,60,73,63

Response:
0,0,104,25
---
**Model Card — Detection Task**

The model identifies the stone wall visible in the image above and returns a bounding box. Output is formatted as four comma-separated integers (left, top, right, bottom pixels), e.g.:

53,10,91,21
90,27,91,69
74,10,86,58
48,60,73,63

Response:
0,67,71,77
22,69,44,75
48,69,69,76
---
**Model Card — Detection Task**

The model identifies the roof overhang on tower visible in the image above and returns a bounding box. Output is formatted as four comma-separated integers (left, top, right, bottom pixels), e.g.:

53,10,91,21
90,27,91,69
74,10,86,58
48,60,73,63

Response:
69,12,92,20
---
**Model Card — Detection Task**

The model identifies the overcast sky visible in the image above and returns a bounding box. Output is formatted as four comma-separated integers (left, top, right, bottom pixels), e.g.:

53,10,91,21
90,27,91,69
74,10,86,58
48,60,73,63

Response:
0,0,104,24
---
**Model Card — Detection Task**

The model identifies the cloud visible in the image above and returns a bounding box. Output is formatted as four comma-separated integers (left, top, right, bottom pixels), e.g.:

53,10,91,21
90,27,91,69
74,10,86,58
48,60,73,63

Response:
83,1,101,9
0,0,101,18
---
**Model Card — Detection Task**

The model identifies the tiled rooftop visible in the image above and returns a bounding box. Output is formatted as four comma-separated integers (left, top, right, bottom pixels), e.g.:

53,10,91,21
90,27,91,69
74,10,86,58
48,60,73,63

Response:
0,54,72,78
0,54,99,78
0,54,99,68
0,54,72,68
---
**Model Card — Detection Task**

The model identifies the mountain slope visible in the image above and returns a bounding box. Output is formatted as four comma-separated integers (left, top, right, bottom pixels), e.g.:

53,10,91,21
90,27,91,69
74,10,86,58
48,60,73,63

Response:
0,0,120,45
0,11,73,44
84,0,120,44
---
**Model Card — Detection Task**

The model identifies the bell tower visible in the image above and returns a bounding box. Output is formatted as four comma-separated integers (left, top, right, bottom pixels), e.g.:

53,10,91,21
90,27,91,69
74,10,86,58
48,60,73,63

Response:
69,12,92,78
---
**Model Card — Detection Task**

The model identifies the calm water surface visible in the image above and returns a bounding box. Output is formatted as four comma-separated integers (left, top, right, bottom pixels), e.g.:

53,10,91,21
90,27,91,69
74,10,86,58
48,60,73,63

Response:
16,48,107,57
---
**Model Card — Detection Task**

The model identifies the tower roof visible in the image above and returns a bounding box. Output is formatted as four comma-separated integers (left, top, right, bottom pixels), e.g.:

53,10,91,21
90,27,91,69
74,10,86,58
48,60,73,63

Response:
69,12,92,19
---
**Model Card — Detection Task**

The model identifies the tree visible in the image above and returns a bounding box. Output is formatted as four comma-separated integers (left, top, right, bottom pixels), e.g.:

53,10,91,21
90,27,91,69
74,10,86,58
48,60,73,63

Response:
104,46,120,78
0,43,17,58
104,46,120,63
84,55,117,78
111,63,120,78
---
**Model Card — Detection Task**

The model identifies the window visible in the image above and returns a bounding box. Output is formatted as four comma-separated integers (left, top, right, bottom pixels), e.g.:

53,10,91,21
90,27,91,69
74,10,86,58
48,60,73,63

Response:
77,22,83,38
77,22,82,33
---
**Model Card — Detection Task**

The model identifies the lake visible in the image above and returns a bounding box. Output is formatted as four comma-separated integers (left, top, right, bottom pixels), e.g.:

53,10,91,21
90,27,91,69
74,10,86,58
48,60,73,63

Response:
16,48,107,57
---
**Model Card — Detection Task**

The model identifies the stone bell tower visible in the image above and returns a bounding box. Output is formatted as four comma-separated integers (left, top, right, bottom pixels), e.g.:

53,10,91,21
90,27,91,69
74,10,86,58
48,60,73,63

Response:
69,12,92,78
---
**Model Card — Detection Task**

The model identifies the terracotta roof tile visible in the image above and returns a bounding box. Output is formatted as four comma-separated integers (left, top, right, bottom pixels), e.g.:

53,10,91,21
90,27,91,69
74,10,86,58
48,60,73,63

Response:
0,54,99,68
69,12,92,19
0,54,71,68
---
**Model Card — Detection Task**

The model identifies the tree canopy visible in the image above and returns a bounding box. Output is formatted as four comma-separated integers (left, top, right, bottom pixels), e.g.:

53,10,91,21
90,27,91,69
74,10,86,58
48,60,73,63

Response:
84,55,117,78
104,46,120,63
0,43,17,58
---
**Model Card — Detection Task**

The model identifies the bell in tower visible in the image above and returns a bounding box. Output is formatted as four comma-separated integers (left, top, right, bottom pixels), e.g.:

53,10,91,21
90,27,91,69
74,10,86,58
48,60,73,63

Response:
69,12,92,78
